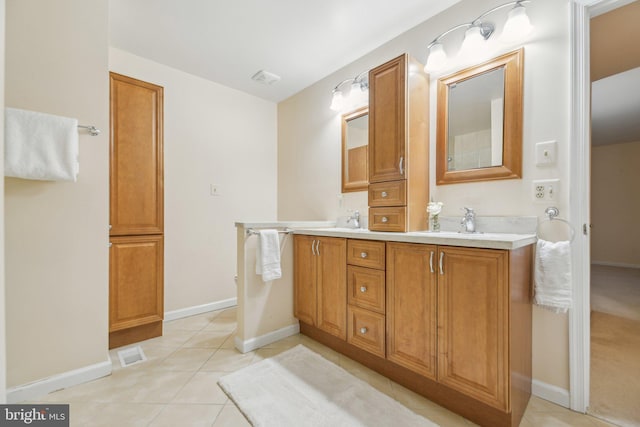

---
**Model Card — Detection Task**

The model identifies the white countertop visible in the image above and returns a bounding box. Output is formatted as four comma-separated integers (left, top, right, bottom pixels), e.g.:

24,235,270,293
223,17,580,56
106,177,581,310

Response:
293,227,537,250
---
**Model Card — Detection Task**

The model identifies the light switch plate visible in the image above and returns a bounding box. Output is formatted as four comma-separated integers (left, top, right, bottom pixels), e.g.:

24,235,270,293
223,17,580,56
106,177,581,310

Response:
535,140,557,166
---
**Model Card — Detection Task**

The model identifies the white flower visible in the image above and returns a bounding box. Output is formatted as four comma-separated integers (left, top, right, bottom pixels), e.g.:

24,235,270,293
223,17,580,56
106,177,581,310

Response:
427,201,443,217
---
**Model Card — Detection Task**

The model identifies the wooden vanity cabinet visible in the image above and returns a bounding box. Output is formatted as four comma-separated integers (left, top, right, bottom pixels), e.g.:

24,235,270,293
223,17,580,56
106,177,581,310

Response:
368,54,429,232
293,235,347,340
296,235,533,427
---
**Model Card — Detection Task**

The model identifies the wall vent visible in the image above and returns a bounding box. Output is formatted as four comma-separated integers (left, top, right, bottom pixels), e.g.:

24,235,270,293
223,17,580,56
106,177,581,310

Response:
117,346,147,368
251,70,281,85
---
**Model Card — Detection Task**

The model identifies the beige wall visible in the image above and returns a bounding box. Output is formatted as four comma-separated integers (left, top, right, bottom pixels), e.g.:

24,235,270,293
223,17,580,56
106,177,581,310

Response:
278,0,571,390
5,0,109,387
0,0,7,403
109,48,278,312
591,141,640,267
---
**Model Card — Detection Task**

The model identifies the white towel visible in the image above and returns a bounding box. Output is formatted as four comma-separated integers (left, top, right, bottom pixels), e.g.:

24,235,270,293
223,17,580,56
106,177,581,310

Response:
256,230,282,282
534,239,572,313
5,107,79,181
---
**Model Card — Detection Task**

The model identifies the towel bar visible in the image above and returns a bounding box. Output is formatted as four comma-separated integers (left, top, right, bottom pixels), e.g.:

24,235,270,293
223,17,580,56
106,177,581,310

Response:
77,125,101,136
246,228,293,237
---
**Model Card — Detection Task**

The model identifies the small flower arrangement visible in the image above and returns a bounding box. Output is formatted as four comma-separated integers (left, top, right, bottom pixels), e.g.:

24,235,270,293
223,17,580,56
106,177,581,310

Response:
427,201,443,232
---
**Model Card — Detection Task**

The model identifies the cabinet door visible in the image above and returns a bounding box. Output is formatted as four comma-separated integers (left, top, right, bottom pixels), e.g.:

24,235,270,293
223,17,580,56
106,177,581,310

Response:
369,55,406,183
386,242,437,379
110,73,164,236
109,235,164,332
316,237,347,339
293,235,317,326
437,246,509,411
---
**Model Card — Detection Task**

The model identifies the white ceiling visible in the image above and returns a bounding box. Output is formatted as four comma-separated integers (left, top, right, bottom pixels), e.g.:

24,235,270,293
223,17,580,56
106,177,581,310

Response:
592,67,640,146
109,0,461,103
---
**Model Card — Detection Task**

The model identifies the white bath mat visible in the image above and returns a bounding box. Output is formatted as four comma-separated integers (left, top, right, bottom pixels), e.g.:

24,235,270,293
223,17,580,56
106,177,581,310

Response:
218,344,438,427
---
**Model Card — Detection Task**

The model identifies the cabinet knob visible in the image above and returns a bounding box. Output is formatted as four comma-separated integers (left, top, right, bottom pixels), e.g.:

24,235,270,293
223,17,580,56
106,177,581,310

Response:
381,216,388,223
381,191,388,198
360,286,367,293
360,252,368,258
360,327,368,334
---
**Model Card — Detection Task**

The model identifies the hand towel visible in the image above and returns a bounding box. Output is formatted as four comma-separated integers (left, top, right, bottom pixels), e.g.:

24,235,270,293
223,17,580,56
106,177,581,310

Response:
5,107,79,181
256,230,282,282
534,238,572,313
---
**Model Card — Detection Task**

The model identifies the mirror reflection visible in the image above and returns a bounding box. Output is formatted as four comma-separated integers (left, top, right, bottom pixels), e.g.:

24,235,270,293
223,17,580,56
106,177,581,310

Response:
447,67,504,171
342,107,368,193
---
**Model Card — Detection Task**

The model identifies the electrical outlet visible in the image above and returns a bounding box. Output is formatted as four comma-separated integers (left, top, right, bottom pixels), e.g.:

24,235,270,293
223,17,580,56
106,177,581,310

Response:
532,179,560,202
210,184,221,196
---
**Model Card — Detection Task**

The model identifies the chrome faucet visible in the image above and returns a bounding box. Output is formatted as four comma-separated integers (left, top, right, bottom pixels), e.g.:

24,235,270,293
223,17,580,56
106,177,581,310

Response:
461,207,476,233
347,210,361,229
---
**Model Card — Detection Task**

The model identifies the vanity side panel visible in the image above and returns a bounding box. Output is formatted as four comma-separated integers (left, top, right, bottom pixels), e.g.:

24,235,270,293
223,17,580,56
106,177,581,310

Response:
509,245,533,427
407,55,429,232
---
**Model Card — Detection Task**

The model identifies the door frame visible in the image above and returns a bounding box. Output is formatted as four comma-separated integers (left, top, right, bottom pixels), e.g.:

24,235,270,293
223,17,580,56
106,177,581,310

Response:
569,0,636,413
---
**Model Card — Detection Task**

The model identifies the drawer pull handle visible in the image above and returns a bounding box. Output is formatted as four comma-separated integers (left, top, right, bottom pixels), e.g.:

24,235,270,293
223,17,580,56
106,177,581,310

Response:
381,191,388,198
360,286,367,293
360,327,368,334
381,216,388,223
439,251,445,275
360,252,368,258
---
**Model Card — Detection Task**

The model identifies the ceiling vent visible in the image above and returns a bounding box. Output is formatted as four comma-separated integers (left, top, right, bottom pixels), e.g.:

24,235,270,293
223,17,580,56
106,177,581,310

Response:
251,70,281,85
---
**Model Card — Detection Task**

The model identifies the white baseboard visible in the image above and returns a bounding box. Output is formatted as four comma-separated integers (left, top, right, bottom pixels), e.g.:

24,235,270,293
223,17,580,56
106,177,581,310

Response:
7,359,112,404
164,297,237,322
591,261,640,269
234,323,300,354
532,379,570,408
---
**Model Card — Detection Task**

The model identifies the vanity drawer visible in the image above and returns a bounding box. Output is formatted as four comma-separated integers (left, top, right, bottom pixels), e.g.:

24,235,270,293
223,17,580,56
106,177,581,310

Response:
347,239,385,270
368,180,406,207
369,207,407,232
348,266,385,313
347,305,385,358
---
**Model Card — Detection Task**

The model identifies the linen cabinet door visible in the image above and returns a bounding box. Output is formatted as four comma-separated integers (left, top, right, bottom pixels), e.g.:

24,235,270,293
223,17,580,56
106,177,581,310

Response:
386,242,437,380
109,235,164,336
316,237,347,340
437,246,510,411
293,235,317,326
368,55,406,184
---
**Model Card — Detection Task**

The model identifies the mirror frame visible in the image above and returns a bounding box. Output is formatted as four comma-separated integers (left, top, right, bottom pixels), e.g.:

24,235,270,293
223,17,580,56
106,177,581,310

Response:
341,106,369,193
436,48,524,185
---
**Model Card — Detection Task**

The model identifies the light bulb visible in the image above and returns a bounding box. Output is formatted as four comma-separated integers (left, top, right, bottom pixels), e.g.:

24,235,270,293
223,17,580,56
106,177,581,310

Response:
424,42,447,72
501,4,533,43
459,26,486,61
330,90,344,111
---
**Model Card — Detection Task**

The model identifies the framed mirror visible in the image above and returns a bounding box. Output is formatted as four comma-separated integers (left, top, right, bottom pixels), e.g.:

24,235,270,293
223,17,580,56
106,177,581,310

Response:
342,107,369,192
436,48,523,185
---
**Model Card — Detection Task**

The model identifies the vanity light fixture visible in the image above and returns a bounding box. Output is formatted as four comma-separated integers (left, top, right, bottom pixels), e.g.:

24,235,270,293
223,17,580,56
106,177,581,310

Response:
424,0,533,73
329,70,369,111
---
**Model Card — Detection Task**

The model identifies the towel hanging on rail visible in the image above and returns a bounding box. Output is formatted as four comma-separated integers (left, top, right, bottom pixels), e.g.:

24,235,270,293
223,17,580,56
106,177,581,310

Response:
255,229,282,282
4,107,79,181
534,238,572,313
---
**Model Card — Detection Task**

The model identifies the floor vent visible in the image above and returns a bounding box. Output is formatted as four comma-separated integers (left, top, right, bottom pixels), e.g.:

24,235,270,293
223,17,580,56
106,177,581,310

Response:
117,346,147,368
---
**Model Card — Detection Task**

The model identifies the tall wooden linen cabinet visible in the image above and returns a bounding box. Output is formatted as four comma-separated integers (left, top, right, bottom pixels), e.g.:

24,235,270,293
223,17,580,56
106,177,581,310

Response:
109,73,164,349
368,54,429,232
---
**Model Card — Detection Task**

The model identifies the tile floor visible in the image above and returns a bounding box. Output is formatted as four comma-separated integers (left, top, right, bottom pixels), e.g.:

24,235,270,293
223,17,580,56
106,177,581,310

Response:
36,308,617,426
